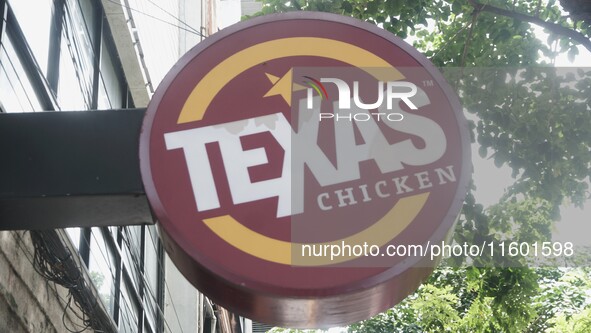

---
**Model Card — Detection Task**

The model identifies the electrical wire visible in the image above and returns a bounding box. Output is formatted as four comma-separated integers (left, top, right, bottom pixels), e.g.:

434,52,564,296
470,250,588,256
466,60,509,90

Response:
140,0,183,64
29,230,113,333
54,229,120,333
103,0,206,38
122,0,156,94
145,0,202,35
11,213,197,333
9,231,99,332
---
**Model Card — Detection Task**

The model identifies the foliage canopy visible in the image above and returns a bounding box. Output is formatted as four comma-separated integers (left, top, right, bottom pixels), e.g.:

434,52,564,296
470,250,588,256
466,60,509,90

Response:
249,1,591,331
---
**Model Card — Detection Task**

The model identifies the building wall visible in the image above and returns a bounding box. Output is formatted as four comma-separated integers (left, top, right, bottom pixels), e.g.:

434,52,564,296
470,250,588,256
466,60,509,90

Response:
119,1,248,332
0,0,254,332
0,0,168,331
0,230,100,332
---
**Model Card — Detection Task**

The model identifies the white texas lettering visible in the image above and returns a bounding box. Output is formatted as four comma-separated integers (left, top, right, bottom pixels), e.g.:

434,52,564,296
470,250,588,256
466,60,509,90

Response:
164,86,446,218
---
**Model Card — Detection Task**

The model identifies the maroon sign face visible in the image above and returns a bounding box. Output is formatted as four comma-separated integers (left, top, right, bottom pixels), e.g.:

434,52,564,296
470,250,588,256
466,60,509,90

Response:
140,12,470,328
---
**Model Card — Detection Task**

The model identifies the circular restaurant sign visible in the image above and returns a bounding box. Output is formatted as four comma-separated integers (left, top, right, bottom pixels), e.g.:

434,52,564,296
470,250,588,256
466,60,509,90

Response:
140,12,470,328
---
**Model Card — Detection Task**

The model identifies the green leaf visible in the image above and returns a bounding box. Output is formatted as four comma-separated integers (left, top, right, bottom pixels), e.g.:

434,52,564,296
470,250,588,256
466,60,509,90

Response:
451,1,461,13
479,145,488,158
568,47,579,63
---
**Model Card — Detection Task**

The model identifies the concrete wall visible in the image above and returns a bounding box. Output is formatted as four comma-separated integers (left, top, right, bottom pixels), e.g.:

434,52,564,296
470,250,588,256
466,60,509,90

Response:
0,230,99,332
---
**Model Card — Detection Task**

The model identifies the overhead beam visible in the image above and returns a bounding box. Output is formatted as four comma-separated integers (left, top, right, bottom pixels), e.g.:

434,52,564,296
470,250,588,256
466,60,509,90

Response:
0,109,154,230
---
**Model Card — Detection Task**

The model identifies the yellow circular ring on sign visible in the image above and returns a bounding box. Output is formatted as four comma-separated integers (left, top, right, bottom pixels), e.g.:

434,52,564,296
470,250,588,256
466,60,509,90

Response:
204,193,429,266
177,37,405,124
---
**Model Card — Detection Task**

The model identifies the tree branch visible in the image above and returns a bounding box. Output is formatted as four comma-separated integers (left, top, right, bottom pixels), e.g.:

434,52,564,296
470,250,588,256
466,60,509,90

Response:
461,9,482,68
467,0,591,53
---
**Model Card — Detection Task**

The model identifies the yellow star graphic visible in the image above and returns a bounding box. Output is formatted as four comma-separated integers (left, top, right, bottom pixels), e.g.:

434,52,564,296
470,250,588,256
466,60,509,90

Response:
263,69,306,106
